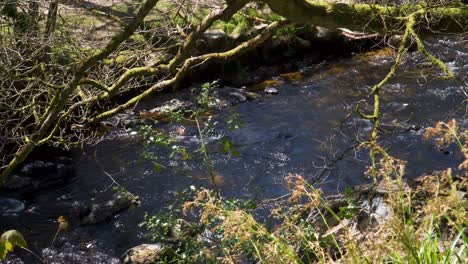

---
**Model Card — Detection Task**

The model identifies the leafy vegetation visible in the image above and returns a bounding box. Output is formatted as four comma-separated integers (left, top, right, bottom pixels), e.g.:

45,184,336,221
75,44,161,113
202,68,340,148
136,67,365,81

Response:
140,121,467,263
0,230,27,260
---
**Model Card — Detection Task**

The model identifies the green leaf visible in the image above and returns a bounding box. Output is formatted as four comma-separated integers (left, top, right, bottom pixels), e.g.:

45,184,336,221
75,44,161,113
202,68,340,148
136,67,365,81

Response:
221,139,240,157
0,230,27,259
222,139,232,153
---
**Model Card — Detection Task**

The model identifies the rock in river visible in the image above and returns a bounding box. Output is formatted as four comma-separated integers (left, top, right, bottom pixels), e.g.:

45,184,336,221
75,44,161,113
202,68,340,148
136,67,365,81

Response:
0,197,25,215
140,99,194,122
229,92,247,103
122,243,172,264
264,87,279,94
80,194,137,225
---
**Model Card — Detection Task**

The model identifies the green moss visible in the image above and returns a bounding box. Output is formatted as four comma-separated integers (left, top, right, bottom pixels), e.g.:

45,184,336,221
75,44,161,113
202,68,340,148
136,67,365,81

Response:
129,33,146,44
51,44,80,64
273,24,296,40
0,24,13,37
115,55,128,64
64,14,100,28
224,23,236,34
173,16,187,27
111,3,129,14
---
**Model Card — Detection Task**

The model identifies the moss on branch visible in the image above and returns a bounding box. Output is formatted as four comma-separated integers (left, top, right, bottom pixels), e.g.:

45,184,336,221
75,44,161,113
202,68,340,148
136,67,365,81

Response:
263,0,467,33
0,0,161,184
88,20,288,124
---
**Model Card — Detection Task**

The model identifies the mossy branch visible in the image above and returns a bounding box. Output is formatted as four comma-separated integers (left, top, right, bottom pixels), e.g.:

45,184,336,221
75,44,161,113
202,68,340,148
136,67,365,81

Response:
358,9,456,176
262,0,467,33
88,20,288,125
0,0,161,185
168,0,249,72
80,78,110,93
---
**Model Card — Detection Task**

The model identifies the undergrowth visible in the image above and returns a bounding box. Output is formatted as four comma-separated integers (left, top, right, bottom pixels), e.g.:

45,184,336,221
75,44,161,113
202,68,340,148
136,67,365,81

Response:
139,83,467,263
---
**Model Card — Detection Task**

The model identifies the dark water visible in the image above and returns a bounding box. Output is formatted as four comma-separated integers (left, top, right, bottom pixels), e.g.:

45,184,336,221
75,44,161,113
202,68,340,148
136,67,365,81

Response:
1,35,466,263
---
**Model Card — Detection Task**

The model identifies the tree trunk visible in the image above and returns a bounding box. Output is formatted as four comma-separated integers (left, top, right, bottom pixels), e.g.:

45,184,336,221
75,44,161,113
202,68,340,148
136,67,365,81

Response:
262,0,467,33
44,0,59,39
0,0,162,185
28,0,40,37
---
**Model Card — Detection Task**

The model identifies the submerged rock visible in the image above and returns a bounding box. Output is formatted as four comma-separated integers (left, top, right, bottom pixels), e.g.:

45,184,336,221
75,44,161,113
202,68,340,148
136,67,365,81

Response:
2,158,73,192
229,92,247,103
0,198,25,215
104,111,139,129
3,175,33,190
248,79,284,92
80,194,137,225
121,243,172,264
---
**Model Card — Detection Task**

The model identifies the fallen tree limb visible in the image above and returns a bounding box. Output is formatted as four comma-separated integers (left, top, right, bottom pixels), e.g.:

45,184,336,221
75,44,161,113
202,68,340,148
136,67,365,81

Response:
262,0,467,33
88,20,289,124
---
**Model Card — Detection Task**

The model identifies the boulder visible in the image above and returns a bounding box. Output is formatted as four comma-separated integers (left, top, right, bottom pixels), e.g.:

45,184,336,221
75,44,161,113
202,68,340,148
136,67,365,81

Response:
104,111,139,128
198,29,235,52
2,158,73,193
20,160,57,176
121,243,171,264
140,99,194,121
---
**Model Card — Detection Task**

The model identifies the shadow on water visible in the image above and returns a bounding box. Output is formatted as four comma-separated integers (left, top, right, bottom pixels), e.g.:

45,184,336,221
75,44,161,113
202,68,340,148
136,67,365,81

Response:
0,35,466,261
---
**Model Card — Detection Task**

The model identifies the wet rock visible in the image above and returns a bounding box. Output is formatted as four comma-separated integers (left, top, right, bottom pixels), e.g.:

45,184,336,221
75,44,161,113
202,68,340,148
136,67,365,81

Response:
2,159,73,194
357,196,392,231
229,92,247,103
212,87,253,107
249,79,284,92
280,72,303,81
0,198,25,215
140,99,194,121
199,29,234,52
72,201,90,217
122,243,172,264
196,228,214,244
306,183,394,239
80,194,136,225
245,91,259,100
104,111,139,128
315,26,341,41
264,87,278,94
20,160,56,176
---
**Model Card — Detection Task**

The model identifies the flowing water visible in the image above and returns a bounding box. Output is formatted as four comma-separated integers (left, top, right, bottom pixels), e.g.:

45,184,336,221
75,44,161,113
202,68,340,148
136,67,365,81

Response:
1,35,466,263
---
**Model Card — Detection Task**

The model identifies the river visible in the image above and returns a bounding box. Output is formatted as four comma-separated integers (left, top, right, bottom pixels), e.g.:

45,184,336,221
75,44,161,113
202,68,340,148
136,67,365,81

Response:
1,35,466,263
